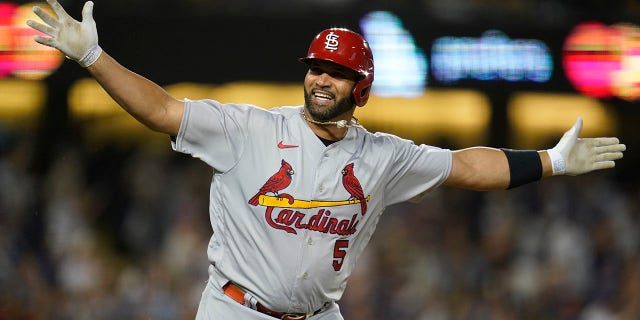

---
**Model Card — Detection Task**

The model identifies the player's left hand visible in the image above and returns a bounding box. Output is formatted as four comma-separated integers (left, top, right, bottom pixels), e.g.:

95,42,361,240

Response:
547,117,626,176
26,0,102,67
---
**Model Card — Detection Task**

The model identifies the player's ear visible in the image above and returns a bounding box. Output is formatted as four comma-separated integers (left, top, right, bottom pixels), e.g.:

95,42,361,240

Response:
357,87,369,107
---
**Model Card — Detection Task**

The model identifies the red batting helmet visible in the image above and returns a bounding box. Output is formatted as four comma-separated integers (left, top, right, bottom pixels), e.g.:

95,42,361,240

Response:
300,28,374,106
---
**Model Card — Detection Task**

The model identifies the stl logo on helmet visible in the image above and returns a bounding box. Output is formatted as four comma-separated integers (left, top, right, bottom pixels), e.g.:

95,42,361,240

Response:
324,31,340,51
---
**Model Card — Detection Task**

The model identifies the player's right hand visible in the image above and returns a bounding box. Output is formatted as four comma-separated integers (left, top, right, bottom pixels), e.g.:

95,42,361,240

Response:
26,0,102,67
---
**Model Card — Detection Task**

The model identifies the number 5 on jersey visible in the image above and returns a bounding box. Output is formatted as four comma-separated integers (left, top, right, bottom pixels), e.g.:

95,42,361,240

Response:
333,239,349,271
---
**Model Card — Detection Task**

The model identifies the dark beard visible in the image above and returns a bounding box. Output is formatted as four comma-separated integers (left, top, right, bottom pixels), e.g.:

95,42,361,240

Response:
304,88,355,121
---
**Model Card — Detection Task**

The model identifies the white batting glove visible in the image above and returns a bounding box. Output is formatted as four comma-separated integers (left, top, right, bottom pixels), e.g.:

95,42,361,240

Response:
547,117,626,176
26,0,102,67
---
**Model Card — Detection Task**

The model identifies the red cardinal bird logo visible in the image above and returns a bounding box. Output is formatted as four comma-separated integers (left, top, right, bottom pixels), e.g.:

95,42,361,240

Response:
248,159,294,206
341,163,367,216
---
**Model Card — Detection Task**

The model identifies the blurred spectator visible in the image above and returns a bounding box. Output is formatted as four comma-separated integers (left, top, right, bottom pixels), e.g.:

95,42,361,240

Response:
0,132,638,319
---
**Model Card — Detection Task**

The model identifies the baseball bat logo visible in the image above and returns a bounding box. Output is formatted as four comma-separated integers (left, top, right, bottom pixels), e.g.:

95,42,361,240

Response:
249,160,370,235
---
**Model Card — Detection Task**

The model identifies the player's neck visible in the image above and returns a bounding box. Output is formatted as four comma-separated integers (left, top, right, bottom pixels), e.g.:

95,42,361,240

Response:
301,110,352,141
309,122,347,141
317,135,338,146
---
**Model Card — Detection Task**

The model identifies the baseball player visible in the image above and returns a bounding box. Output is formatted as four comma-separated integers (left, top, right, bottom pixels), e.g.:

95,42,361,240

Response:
27,1,626,319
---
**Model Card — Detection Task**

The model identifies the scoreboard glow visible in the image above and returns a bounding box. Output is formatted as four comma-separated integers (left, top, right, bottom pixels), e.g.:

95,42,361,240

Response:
0,2,63,80
431,30,553,84
360,11,428,98
563,21,640,101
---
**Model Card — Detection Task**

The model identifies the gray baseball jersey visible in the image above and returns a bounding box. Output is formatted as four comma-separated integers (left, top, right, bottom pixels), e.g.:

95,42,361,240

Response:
172,98,452,316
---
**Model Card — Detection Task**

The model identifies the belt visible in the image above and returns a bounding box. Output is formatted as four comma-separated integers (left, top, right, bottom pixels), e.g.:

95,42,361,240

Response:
222,282,320,320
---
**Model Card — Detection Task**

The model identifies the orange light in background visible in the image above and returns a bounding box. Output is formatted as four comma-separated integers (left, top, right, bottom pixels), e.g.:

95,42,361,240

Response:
508,92,617,149
357,89,491,146
563,21,640,101
0,78,47,128
610,23,640,101
68,79,491,146
0,2,63,80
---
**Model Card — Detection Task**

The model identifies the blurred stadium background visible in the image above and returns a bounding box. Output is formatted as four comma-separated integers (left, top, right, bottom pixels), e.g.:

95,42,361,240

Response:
1,0,639,319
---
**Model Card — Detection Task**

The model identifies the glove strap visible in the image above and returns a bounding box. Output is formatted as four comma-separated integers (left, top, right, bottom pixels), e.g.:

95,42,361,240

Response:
547,148,566,175
78,44,103,67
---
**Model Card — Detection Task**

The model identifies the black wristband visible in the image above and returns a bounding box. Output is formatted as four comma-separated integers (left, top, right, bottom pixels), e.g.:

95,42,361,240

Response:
501,149,542,189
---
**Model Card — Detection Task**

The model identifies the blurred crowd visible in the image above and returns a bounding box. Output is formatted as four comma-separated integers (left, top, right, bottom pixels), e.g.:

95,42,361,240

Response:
1,130,639,319
341,173,640,320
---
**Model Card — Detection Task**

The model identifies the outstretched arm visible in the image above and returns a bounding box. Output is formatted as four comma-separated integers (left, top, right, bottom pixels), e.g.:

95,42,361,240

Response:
444,117,626,191
444,147,533,190
26,0,183,136
86,52,184,135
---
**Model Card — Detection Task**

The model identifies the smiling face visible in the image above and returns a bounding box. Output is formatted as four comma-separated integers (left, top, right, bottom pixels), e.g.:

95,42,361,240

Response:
303,59,360,122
